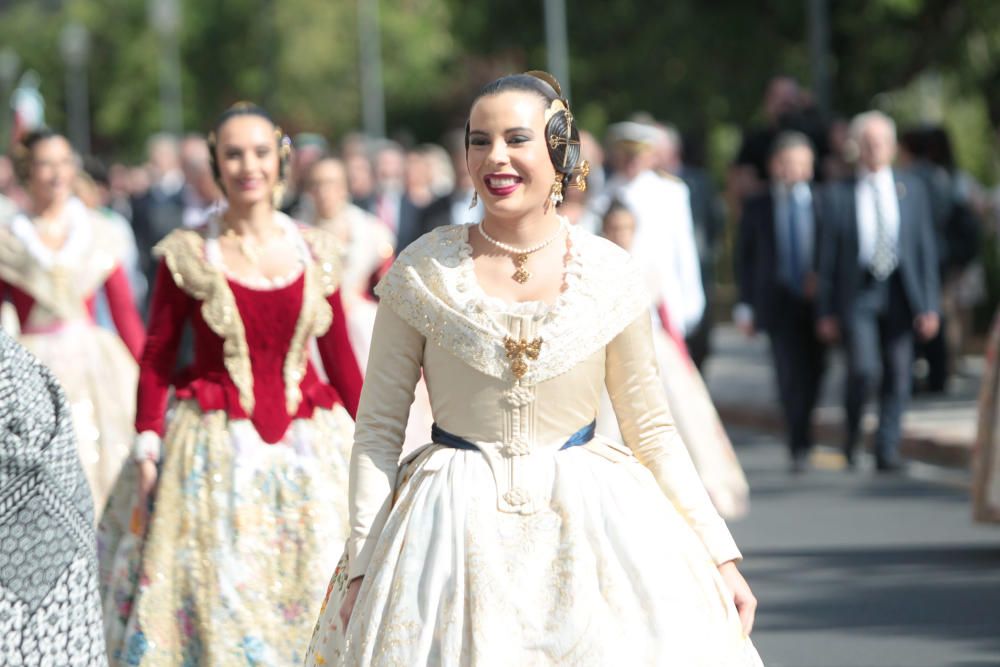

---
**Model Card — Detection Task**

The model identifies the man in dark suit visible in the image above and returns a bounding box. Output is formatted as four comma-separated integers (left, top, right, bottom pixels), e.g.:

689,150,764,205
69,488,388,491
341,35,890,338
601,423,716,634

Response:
418,129,483,232
366,141,425,254
736,131,826,472
817,111,940,472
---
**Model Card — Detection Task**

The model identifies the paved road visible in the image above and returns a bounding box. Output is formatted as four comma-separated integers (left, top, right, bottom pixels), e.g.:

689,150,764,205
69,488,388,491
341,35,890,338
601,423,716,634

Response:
727,430,1000,667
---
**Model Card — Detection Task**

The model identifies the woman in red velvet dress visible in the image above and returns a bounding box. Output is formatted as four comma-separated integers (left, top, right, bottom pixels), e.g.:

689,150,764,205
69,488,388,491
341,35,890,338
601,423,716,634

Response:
99,103,362,666
0,129,144,515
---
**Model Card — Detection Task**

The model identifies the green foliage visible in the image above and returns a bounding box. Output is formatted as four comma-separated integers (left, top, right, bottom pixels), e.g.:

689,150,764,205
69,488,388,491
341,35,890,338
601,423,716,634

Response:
2,0,1000,175
0,0,458,157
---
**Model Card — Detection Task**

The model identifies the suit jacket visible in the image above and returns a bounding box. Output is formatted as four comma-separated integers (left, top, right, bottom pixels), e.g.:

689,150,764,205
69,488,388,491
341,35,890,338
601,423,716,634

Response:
817,170,940,325
737,185,824,332
417,192,466,237
363,193,425,254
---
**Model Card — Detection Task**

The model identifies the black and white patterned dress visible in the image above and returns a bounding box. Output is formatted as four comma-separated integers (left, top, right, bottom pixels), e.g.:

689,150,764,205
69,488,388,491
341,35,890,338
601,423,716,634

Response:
0,329,105,665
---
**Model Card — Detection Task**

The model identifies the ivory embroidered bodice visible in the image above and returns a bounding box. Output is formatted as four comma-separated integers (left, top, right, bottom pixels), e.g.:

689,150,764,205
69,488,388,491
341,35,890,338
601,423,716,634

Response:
347,224,740,580
0,200,130,329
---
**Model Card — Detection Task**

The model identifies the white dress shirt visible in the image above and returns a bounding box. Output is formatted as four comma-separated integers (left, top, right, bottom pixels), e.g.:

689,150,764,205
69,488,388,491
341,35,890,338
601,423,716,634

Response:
589,170,705,335
855,167,900,268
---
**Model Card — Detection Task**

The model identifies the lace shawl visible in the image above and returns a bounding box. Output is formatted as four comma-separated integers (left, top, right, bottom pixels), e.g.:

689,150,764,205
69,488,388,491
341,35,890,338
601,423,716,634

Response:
375,224,650,386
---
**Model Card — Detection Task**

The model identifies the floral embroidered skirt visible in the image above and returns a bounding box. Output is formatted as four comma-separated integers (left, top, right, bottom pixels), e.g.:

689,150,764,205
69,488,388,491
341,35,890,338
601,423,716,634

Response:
20,324,137,518
99,400,354,665
306,445,763,666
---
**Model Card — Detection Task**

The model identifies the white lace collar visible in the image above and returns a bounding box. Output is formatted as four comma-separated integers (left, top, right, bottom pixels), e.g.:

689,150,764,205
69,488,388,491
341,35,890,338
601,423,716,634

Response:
203,212,308,290
375,222,648,385
8,197,92,270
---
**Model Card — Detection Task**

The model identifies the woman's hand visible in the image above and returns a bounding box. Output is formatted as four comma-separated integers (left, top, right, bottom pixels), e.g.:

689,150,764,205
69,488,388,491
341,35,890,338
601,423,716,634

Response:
135,460,158,530
718,560,757,636
339,577,363,629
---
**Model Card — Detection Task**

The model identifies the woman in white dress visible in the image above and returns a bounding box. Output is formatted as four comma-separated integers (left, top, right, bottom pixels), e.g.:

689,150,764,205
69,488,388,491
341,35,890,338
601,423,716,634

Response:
307,72,762,665
599,201,751,519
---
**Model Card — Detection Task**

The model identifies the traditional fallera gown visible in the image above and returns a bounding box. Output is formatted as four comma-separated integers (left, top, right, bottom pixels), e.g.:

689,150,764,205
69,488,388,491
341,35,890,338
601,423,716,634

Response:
972,306,1000,523
99,213,362,665
0,197,144,516
306,223,762,666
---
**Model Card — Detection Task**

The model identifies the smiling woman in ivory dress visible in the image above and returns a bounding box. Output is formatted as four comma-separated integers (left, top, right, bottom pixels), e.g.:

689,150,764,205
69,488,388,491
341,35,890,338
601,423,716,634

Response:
99,103,362,665
306,72,763,666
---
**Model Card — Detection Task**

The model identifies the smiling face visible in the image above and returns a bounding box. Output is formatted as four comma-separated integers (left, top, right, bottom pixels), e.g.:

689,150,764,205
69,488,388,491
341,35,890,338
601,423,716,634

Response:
28,135,77,210
466,90,558,221
214,114,280,209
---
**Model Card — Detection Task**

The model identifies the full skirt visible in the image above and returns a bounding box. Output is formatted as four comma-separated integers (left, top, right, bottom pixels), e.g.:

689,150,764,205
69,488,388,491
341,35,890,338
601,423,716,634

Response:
307,443,762,666
100,400,354,665
20,323,137,517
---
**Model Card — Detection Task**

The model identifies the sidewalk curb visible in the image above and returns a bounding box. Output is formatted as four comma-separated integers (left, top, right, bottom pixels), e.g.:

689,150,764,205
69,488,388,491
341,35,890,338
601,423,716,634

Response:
716,402,973,469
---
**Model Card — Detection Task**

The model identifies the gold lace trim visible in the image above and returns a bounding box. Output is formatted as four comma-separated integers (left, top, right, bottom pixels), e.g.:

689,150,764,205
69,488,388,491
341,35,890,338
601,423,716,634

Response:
155,226,343,418
283,227,342,415
374,225,649,386
155,231,255,414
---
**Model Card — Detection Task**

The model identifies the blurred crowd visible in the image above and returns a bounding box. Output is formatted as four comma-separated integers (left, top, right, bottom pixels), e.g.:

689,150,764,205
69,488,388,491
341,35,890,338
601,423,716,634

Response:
0,74,997,474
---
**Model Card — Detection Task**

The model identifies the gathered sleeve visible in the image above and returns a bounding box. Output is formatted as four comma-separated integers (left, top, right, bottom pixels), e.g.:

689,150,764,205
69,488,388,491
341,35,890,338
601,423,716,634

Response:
346,303,425,580
605,312,742,565
104,264,146,361
134,261,195,436
316,288,363,419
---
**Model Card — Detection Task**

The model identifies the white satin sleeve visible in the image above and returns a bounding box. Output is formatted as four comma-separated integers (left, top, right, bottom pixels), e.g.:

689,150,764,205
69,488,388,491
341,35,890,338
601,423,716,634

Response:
346,303,425,580
605,313,741,565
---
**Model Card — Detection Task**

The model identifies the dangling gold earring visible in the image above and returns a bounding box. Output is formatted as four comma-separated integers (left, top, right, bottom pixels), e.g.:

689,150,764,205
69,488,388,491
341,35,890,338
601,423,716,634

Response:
469,190,479,210
545,176,564,212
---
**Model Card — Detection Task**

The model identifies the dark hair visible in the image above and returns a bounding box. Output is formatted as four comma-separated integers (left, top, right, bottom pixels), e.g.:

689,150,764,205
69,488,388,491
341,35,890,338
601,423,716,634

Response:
12,128,66,182
769,130,814,159
601,199,635,229
207,102,291,188
465,73,583,203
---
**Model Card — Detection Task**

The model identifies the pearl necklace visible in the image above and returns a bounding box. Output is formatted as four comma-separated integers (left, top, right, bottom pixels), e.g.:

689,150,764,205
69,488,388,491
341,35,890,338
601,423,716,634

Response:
477,218,566,284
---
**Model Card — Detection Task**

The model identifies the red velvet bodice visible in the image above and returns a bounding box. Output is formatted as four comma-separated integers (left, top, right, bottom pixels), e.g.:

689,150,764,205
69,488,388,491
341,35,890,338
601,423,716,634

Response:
137,261,362,443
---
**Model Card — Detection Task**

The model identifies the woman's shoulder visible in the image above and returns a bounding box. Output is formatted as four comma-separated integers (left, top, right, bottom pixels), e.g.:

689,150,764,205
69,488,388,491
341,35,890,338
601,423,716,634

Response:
395,223,466,267
152,226,214,296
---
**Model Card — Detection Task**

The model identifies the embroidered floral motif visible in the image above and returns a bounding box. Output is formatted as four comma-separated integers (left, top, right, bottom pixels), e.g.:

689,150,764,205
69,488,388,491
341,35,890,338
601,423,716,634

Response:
500,438,531,457
501,385,535,408
503,487,530,506
375,224,649,386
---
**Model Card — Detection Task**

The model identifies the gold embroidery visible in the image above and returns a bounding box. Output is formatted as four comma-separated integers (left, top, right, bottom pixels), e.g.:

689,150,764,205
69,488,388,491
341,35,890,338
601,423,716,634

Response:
156,226,344,420
284,227,342,415
373,225,650,386
155,231,255,414
503,336,542,379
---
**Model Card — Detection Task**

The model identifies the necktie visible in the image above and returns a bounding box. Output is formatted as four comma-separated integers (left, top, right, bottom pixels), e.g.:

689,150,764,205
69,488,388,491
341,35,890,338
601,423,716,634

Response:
869,178,898,280
786,191,801,293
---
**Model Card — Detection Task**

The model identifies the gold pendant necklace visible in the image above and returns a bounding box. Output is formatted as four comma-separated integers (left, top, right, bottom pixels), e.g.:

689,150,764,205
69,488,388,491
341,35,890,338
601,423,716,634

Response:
477,219,565,284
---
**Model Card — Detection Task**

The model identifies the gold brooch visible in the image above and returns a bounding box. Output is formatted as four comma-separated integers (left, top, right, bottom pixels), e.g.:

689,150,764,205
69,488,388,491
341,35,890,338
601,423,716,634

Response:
504,336,542,379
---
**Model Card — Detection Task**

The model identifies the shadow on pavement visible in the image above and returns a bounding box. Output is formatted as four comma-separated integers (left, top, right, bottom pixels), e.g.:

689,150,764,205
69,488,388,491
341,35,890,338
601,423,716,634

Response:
745,545,1000,654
